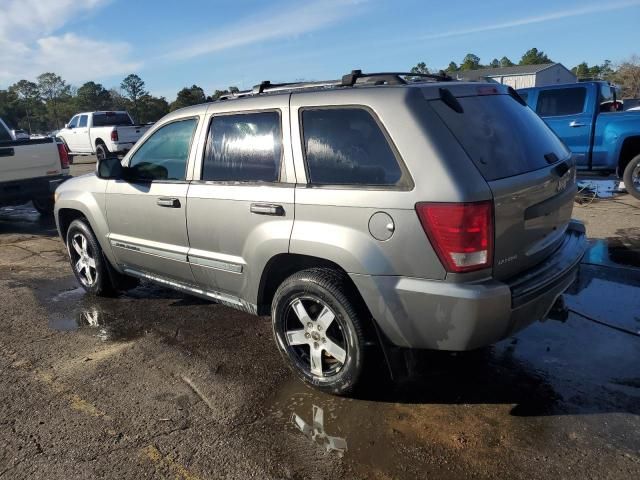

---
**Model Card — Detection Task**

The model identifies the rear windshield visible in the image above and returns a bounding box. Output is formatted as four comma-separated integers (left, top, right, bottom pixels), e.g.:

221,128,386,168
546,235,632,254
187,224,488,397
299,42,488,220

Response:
431,94,570,181
92,113,133,127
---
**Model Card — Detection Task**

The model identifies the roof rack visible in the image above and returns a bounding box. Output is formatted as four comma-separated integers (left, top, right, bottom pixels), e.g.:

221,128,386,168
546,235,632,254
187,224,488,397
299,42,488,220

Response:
216,69,454,101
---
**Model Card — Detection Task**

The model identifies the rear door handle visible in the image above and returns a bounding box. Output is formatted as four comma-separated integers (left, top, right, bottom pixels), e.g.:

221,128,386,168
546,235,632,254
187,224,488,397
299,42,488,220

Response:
0,148,15,157
156,197,181,208
569,121,586,128
250,203,285,216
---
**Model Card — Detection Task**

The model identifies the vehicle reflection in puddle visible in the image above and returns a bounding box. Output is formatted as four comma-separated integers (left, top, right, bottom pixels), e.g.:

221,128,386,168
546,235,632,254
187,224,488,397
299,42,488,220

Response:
46,284,149,342
291,405,347,456
584,238,640,269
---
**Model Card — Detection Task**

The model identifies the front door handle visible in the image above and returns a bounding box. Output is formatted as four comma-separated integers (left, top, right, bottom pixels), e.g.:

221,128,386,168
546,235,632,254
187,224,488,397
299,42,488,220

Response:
569,121,586,128
250,203,285,216
157,197,181,208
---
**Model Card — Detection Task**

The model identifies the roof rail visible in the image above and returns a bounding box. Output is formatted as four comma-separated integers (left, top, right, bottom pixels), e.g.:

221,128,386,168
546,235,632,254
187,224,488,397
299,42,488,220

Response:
215,69,454,101
341,69,453,86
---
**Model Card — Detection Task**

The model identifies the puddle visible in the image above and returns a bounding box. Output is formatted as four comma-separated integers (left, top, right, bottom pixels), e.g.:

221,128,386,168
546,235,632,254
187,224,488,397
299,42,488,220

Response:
37,277,191,342
576,179,626,199
0,203,57,236
584,238,640,269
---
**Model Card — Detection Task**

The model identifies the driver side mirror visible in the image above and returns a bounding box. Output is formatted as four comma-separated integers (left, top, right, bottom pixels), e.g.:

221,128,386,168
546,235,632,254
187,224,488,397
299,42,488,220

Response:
96,156,126,180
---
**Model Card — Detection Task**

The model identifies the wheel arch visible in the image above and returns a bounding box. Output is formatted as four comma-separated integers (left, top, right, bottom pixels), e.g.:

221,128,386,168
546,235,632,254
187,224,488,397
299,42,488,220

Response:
256,253,373,322
617,135,640,176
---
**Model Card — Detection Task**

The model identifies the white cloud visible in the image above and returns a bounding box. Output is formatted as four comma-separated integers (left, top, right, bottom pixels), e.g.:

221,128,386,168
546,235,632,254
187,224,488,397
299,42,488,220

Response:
164,0,367,60
419,0,640,40
0,0,139,86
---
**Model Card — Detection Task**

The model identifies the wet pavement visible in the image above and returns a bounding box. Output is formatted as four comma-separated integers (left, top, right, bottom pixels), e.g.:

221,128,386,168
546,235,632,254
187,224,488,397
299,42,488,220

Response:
1,188,639,479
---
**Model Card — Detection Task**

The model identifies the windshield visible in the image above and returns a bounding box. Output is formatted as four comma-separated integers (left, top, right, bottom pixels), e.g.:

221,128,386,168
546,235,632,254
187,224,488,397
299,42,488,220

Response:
92,113,133,127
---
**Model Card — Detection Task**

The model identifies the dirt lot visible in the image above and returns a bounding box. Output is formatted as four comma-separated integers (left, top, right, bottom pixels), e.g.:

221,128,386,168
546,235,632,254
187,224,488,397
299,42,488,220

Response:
0,164,639,479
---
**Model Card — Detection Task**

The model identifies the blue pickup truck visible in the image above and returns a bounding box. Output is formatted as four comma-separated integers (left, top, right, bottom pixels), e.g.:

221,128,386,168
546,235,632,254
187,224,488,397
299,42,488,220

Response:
518,81,640,199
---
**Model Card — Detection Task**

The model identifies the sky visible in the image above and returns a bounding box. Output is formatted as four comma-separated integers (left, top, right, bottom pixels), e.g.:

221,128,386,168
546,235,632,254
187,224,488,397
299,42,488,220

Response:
1,0,639,100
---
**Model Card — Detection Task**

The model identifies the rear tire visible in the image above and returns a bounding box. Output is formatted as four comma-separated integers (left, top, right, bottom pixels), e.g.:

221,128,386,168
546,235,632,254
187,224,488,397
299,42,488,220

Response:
95,143,109,161
32,197,54,216
622,154,640,200
271,268,369,395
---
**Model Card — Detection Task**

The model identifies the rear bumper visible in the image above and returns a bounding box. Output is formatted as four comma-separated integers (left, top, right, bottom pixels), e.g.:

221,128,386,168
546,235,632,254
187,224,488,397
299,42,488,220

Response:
0,174,70,207
350,220,587,351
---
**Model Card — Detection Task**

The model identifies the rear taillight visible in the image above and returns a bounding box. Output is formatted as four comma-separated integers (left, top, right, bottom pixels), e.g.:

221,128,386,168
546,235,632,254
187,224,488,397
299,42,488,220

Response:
57,143,69,169
415,201,493,273
111,130,118,142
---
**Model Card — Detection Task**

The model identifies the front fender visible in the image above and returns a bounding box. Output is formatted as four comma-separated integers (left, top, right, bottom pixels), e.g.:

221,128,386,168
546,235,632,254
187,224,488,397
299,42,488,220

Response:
54,176,117,269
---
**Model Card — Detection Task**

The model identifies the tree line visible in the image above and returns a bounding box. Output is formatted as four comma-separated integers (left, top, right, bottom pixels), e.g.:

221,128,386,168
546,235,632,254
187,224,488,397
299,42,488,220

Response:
3,47,639,133
411,48,640,98
0,73,240,133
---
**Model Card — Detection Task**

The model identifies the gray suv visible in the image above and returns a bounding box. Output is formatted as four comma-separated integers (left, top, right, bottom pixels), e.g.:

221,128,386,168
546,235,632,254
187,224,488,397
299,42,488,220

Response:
55,71,587,394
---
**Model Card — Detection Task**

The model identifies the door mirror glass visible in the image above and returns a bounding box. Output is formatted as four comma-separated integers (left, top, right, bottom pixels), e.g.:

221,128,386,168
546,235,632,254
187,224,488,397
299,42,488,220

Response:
96,156,125,179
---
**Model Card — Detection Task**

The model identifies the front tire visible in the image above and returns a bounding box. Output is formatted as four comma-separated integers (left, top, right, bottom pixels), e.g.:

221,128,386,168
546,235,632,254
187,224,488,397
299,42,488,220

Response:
66,219,114,296
272,268,368,395
622,154,640,200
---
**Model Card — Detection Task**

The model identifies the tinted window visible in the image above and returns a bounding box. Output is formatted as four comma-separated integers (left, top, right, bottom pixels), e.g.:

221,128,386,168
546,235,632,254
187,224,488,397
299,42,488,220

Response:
128,118,197,181
93,112,133,127
302,108,402,186
431,94,570,181
68,116,78,128
0,123,11,142
78,115,88,128
202,112,282,182
536,87,587,116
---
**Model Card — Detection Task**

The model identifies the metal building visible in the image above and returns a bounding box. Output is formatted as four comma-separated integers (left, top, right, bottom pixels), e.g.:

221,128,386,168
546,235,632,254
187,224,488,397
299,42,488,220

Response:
458,63,577,89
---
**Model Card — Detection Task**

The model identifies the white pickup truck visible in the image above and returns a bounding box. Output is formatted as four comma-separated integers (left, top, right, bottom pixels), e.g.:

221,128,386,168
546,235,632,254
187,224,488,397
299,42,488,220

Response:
0,118,70,215
56,111,151,161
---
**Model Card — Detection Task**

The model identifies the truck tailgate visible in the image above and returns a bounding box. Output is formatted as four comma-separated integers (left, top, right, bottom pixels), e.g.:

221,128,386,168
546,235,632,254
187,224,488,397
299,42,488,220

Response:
0,138,61,182
116,125,149,144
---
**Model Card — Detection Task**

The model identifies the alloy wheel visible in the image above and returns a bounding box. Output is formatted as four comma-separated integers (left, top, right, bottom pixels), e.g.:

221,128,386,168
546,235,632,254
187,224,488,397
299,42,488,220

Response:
283,296,348,378
69,233,97,287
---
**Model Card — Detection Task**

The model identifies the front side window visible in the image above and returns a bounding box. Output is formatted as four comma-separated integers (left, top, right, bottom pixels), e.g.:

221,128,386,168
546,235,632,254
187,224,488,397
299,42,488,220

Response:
68,116,79,128
202,111,282,182
536,87,587,117
128,118,198,181
78,115,88,128
301,108,403,186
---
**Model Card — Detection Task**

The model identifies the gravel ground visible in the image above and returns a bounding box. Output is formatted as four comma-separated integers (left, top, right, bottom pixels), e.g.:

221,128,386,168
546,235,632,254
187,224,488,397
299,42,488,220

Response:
0,166,638,479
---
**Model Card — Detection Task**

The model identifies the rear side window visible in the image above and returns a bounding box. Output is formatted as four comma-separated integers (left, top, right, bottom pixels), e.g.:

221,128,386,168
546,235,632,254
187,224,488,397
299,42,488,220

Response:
93,113,133,127
78,115,88,128
202,111,282,182
431,94,570,181
536,87,586,117
301,108,403,186
128,118,197,181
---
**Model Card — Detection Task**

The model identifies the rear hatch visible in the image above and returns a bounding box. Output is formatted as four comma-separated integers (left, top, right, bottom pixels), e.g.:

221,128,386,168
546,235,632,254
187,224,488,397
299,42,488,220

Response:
429,86,576,280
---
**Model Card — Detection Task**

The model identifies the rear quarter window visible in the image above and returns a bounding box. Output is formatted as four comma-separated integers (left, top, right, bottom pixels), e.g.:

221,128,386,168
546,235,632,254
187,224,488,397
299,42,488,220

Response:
431,94,570,181
301,107,405,187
